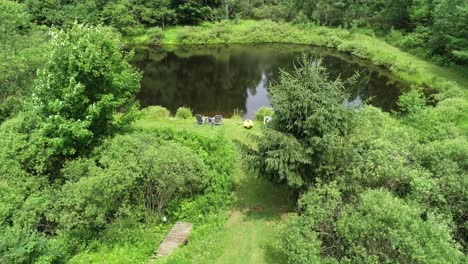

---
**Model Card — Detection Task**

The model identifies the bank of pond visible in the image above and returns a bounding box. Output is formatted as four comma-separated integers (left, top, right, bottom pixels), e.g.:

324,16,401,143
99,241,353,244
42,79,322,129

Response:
132,44,409,119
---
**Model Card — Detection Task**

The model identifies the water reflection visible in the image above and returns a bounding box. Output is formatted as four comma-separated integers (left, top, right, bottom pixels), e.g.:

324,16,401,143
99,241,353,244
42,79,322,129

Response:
132,44,408,119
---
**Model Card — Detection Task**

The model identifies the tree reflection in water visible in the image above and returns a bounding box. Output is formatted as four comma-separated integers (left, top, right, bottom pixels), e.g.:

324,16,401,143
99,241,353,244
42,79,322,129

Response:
132,44,408,118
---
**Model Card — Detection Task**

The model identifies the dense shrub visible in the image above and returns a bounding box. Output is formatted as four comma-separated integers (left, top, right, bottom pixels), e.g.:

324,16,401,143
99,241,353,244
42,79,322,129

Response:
0,227,66,264
55,133,211,231
147,27,164,45
53,127,234,236
278,185,465,263
175,107,193,119
397,88,427,116
141,106,171,120
337,190,465,263
254,106,273,122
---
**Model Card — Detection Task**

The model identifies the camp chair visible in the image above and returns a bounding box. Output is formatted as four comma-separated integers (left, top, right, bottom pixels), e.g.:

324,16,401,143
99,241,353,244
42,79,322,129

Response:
213,115,223,126
195,114,207,125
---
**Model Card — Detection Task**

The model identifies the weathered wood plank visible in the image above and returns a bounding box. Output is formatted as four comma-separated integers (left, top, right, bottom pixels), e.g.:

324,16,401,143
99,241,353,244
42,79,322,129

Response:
156,222,193,257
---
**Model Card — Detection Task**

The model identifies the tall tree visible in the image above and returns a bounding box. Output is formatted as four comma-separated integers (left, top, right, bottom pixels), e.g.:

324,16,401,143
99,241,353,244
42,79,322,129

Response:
32,24,141,172
245,56,355,188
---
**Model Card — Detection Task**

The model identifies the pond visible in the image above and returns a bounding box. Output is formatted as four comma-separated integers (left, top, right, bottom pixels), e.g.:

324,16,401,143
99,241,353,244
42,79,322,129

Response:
132,44,409,119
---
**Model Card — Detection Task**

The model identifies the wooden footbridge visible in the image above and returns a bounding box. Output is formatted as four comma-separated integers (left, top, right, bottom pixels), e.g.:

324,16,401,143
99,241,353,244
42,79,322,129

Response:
155,222,193,257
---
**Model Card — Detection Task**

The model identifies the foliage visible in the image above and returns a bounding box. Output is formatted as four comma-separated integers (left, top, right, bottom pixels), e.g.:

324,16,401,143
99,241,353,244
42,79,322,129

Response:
141,142,209,217
147,27,165,45
277,182,341,264
55,133,210,232
141,105,171,120
0,123,235,262
278,185,466,263
337,190,465,263
175,107,193,120
254,106,274,122
245,129,309,187
430,0,468,63
244,56,356,188
30,24,141,175
2,1,468,262
397,87,427,115
0,0,49,122
0,226,66,264
18,0,468,65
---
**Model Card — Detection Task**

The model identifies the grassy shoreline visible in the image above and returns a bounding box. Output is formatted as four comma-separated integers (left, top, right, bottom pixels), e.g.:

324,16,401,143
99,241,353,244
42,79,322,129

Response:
128,20,468,90
127,20,468,132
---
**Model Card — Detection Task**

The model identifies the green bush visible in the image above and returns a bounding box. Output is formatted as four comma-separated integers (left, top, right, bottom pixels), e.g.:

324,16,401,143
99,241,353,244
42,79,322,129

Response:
337,190,465,263
147,27,164,45
210,21,233,42
0,227,66,264
175,107,193,119
140,106,171,120
397,87,427,115
54,128,235,235
254,106,274,122
278,186,465,264
55,134,211,230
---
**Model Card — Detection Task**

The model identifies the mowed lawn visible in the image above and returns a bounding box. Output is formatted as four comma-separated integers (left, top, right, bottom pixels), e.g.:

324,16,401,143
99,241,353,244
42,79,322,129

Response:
214,165,290,264
135,115,291,264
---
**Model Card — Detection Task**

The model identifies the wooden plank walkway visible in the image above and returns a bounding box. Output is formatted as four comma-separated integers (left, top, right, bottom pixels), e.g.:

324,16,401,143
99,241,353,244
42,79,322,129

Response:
156,222,193,257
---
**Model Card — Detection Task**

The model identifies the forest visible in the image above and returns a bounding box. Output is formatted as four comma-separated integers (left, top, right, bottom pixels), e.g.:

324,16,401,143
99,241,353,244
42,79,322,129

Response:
1,0,467,263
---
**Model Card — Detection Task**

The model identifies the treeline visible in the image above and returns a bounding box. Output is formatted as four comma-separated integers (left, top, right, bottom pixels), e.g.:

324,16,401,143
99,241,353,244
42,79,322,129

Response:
19,0,468,64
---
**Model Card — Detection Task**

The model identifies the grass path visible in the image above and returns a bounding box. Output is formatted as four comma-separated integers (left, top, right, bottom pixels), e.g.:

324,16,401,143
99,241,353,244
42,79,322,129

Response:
214,164,290,264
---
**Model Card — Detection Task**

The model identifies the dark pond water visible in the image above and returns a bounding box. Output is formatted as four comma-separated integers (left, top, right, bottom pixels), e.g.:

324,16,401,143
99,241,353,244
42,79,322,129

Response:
132,44,409,119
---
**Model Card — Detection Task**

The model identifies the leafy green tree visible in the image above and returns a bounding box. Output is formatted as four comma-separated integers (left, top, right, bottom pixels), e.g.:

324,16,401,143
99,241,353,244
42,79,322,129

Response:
369,0,413,30
132,0,176,28
311,0,348,26
173,0,220,24
24,0,101,26
101,0,143,36
32,24,141,172
410,0,435,27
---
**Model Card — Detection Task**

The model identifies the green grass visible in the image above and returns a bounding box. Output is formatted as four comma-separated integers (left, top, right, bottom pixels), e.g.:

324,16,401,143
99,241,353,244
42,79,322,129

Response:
213,165,289,264
134,115,290,264
134,115,263,144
